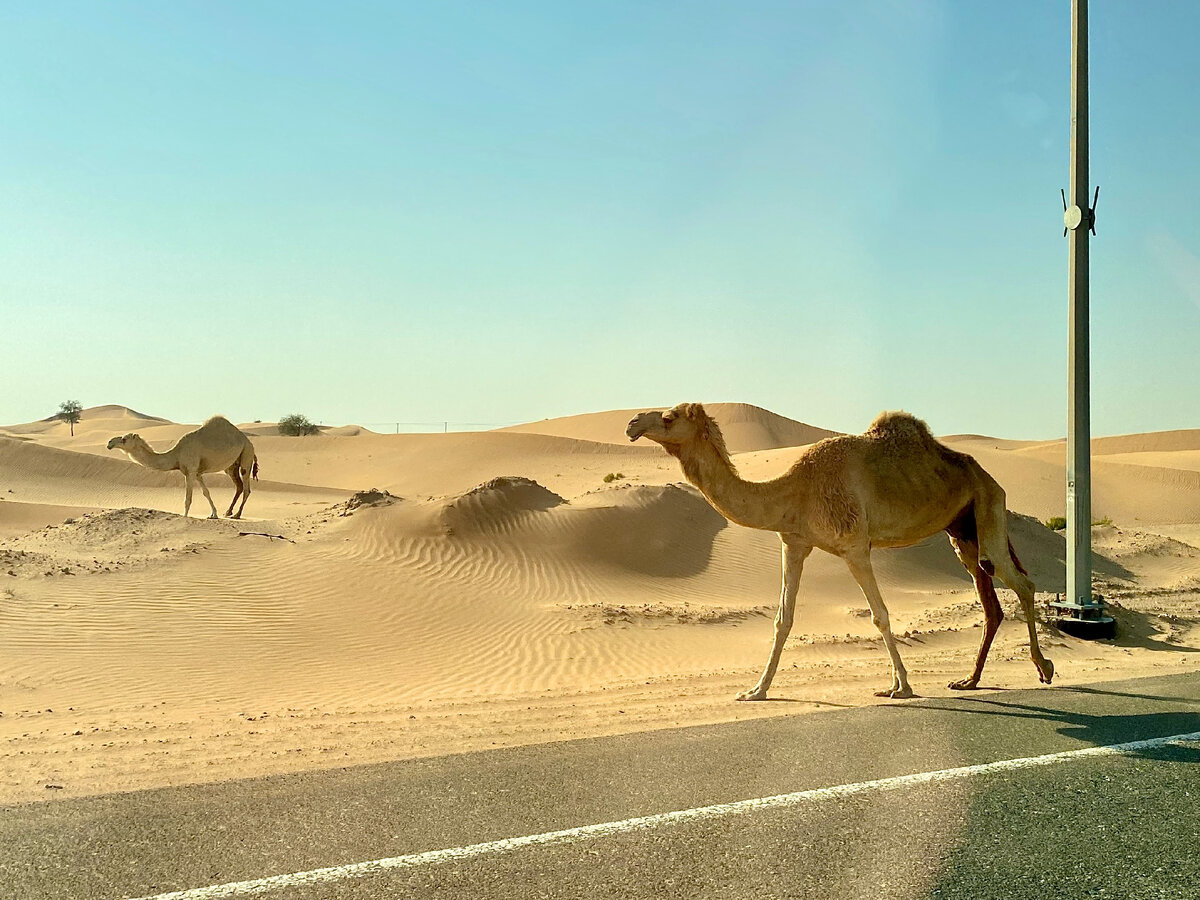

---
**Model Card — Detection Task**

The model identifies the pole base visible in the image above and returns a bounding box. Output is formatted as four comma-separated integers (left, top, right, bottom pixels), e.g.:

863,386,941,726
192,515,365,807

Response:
1049,596,1117,639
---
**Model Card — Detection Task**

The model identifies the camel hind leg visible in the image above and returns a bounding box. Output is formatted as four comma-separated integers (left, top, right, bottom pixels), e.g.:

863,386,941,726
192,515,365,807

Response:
946,528,1004,690
975,488,1054,685
233,449,254,519
225,464,244,517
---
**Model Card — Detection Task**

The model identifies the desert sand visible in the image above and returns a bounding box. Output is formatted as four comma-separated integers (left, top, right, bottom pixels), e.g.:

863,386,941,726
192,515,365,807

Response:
1,403,1198,805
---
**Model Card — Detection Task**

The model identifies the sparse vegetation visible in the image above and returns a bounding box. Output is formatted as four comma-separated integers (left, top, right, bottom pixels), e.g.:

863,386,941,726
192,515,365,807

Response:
603,472,625,483
57,400,83,437
1044,515,1113,531
278,413,319,437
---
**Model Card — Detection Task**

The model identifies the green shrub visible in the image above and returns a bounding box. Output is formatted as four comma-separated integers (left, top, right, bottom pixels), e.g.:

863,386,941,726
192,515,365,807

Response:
603,472,625,483
279,413,319,436
1044,515,1112,531
57,400,83,437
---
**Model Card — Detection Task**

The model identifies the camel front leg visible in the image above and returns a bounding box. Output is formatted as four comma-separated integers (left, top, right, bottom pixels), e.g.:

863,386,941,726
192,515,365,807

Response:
737,539,811,701
844,550,914,699
194,473,220,519
182,471,194,518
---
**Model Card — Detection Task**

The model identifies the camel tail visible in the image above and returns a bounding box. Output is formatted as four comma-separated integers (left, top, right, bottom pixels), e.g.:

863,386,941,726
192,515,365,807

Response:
1008,539,1028,576
252,457,260,481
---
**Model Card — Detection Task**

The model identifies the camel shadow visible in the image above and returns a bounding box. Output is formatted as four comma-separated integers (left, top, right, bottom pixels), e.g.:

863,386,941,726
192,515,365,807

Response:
758,697,857,708
906,688,1200,763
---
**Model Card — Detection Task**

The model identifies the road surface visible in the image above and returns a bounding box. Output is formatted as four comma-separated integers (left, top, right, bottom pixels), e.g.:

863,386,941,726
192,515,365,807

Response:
3,672,1200,899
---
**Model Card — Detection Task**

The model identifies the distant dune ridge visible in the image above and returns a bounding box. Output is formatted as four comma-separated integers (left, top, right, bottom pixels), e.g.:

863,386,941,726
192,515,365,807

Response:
496,402,841,453
0,404,171,437
0,400,1198,803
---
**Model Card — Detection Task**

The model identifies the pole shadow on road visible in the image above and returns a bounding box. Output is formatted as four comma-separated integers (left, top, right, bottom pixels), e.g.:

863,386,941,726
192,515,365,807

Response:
905,687,1200,763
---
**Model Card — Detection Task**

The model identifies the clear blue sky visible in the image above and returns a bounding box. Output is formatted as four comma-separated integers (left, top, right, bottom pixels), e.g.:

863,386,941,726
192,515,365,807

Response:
2,1,1197,437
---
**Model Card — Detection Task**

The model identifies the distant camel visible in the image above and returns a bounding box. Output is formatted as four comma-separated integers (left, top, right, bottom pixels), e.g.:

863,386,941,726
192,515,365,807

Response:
627,403,1053,699
107,416,259,519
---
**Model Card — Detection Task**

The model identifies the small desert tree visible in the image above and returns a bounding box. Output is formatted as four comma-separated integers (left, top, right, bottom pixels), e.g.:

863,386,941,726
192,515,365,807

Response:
57,400,83,437
279,413,319,436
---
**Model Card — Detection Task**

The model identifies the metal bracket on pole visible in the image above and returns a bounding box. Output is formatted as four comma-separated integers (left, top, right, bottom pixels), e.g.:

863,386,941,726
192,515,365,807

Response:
1061,186,1099,236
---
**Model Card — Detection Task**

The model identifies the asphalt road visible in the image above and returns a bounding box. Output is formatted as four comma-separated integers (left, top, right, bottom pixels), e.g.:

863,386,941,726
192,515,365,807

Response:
3,672,1200,900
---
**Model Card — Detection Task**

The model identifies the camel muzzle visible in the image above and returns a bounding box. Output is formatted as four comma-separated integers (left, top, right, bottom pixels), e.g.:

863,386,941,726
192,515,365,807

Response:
625,416,649,442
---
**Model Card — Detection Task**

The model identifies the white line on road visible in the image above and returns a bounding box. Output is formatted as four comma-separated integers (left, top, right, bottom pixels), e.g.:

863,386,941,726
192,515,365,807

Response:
126,730,1200,900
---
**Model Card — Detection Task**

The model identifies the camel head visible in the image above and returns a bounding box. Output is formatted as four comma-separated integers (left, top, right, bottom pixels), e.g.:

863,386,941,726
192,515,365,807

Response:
626,403,727,459
106,433,138,452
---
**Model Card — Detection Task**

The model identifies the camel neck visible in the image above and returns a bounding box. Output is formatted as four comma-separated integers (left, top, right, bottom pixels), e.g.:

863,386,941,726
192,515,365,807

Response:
126,440,176,471
677,440,793,531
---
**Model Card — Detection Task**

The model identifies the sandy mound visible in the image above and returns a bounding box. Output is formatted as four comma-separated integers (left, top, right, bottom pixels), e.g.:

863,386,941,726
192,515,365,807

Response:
340,488,400,514
565,483,727,577
457,475,566,512
565,601,772,627
0,508,233,577
0,502,98,541
1092,524,1200,593
499,403,840,453
441,476,565,535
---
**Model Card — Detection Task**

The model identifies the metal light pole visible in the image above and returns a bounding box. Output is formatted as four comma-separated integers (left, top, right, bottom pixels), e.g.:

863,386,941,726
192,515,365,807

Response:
1052,0,1114,637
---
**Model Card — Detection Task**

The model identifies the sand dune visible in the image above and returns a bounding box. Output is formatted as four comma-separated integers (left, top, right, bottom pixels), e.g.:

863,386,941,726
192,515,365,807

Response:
0,404,172,437
498,402,841,453
1027,428,1200,456
1,402,1199,804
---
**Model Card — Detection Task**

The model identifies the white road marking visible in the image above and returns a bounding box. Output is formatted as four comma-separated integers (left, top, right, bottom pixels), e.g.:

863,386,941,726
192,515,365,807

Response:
127,730,1200,899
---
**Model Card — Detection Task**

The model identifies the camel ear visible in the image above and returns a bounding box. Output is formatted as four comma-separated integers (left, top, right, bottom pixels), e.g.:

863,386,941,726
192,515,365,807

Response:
682,403,711,437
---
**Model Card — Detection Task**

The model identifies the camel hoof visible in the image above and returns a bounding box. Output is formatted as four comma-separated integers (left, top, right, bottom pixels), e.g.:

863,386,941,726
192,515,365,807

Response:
208,513,219,520
1039,658,1055,684
735,688,768,702
875,687,915,699
948,678,980,691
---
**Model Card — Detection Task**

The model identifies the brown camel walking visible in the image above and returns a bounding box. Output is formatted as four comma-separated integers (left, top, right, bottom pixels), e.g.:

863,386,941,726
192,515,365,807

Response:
627,403,1054,699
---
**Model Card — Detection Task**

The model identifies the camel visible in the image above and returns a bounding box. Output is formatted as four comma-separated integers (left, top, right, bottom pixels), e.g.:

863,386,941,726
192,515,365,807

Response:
107,416,259,520
626,403,1054,700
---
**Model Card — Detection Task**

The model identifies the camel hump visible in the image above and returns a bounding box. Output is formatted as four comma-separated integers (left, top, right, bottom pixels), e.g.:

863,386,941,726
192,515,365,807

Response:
864,410,935,442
